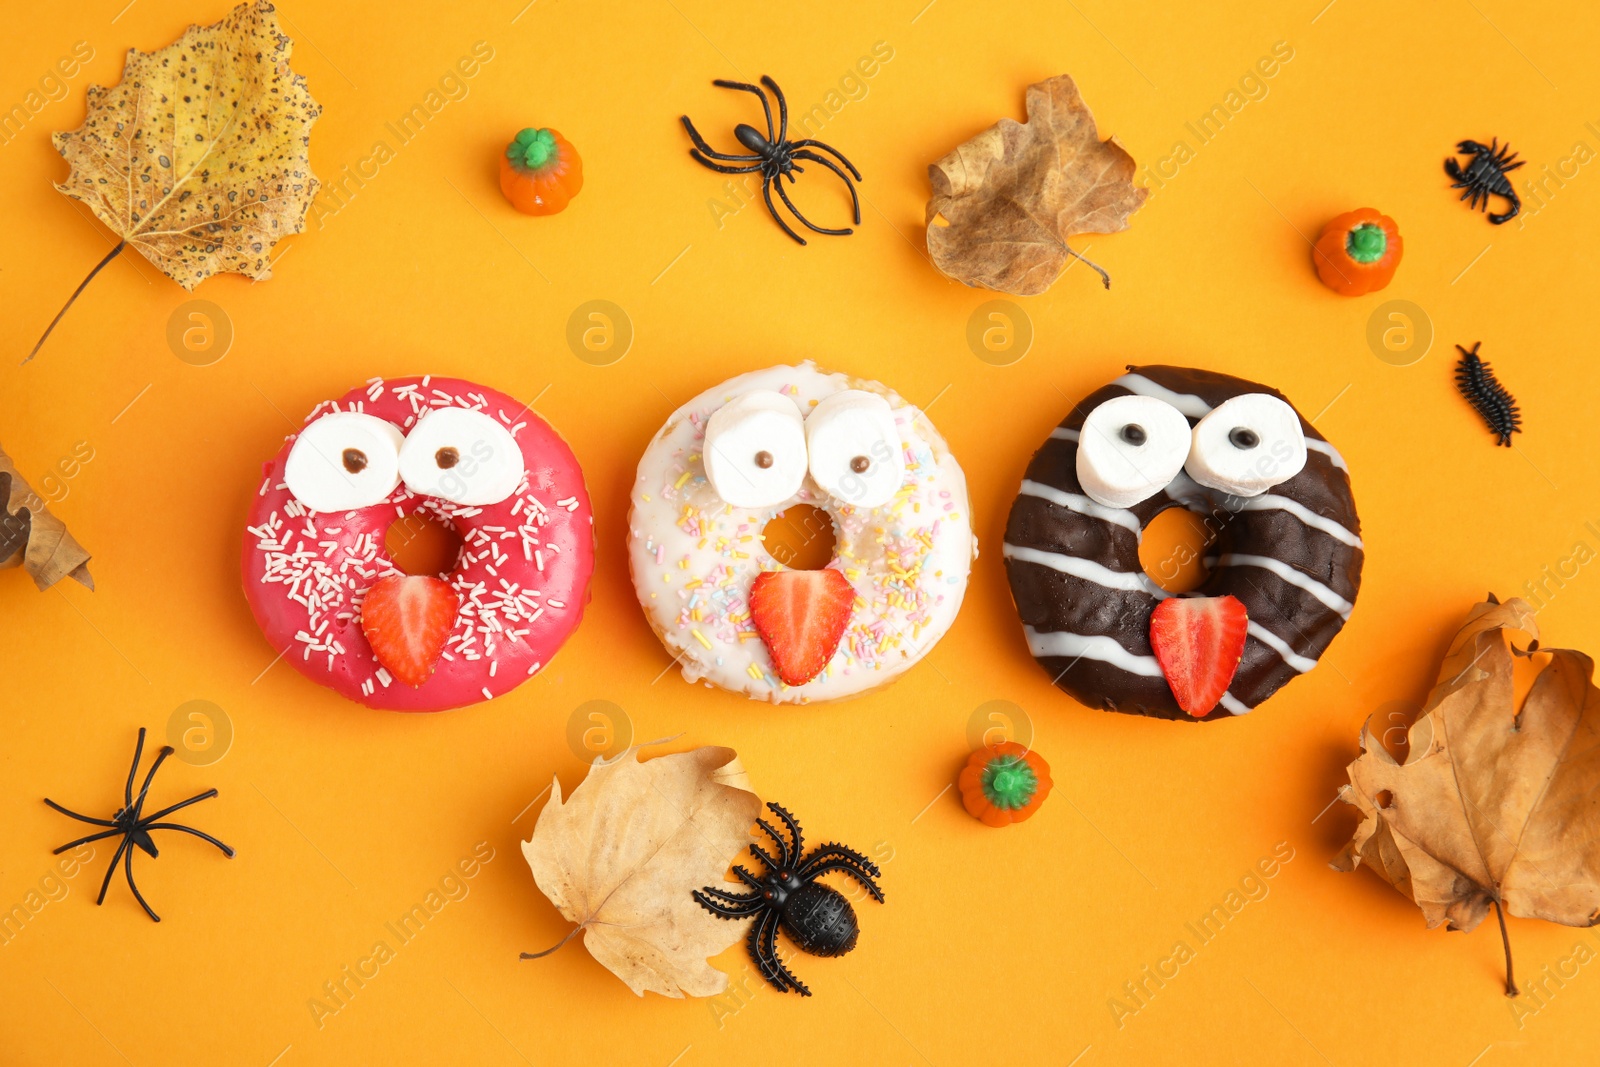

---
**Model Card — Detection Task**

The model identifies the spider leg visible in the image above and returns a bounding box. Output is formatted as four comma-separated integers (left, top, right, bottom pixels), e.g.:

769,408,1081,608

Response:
693,889,766,919
749,842,784,872
760,75,789,142
696,884,762,906
712,79,776,143
767,803,805,858
680,116,761,163
122,841,159,922
140,788,219,824
761,178,806,245
688,149,764,175
804,858,885,902
792,150,862,225
43,798,117,828
143,822,235,857
732,864,766,891
123,728,148,809
129,745,175,822
755,817,793,867
799,842,879,875
1503,158,1525,171
52,826,125,853
747,909,788,991
762,913,811,995
774,178,853,237
94,836,132,905
789,139,863,181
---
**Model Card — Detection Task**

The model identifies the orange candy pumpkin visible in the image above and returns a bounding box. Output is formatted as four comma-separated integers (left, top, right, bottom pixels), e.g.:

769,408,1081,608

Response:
1312,208,1402,295
958,742,1053,827
499,127,583,216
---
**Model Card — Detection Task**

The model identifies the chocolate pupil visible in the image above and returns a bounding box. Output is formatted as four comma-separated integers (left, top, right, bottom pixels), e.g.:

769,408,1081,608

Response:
755,450,774,469
1229,427,1260,449
436,447,461,469
1120,424,1147,445
850,455,870,473
342,448,368,474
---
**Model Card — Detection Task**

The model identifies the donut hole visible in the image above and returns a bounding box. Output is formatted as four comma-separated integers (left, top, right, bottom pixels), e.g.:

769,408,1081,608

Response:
385,512,465,577
762,504,838,571
1139,507,1219,594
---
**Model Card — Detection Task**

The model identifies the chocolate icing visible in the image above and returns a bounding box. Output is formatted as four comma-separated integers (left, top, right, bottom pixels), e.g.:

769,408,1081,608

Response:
1003,365,1364,721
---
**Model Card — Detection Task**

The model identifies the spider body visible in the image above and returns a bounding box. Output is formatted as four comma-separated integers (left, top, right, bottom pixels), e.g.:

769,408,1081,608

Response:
694,802,883,995
46,727,233,922
1454,341,1522,446
681,76,863,246
1445,139,1523,224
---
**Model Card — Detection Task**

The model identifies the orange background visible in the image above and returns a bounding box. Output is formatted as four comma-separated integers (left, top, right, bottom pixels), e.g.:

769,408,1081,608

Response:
4,0,1599,1063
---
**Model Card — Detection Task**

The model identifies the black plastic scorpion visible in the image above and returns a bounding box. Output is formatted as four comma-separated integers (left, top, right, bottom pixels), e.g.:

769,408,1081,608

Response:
1445,138,1524,225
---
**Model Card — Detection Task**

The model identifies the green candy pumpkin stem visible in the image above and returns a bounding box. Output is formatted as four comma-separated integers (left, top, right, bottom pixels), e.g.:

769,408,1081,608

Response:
1344,222,1387,264
507,127,558,171
981,752,1039,810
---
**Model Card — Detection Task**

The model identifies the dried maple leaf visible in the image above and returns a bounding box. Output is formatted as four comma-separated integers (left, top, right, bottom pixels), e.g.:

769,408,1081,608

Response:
0,444,92,591
29,0,320,361
925,74,1147,296
521,743,760,997
1334,595,1600,995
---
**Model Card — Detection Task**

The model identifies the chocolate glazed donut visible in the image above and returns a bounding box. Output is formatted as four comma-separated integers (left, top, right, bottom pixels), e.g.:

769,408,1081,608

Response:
1004,366,1363,721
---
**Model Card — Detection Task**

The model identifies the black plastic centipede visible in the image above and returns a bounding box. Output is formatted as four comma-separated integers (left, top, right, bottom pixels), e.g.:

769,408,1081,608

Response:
1454,342,1522,447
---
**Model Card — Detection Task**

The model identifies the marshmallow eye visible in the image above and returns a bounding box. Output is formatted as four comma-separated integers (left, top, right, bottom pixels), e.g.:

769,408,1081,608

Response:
284,412,404,513
1075,395,1192,508
805,390,905,509
1185,393,1307,498
702,390,808,509
398,407,526,505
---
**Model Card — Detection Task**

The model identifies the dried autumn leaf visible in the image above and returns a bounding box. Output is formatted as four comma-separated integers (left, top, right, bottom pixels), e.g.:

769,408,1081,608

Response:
30,0,320,360
0,445,92,591
925,74,1147,296
521,743,760,997
1334,596,1600,995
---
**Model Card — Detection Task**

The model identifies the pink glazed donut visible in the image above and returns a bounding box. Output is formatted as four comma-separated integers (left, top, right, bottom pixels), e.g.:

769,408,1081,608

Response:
242,376,594,711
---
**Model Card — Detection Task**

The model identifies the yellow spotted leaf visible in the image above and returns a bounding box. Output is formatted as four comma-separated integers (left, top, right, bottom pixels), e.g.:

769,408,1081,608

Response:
32,0,320,359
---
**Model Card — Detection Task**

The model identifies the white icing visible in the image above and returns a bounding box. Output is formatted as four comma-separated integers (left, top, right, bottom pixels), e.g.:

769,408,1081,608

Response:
1217,692,1251,715
1304,437,1349,471
1022,626,1165,676
1114,373,1212,418
1018,479,1141,533
627,363,976,704
1236,494,1363,548
1003,543,1168,597
1214,553,1355,618
1185,394,1307,498
1049,427,1080,442
1247,620,1319,673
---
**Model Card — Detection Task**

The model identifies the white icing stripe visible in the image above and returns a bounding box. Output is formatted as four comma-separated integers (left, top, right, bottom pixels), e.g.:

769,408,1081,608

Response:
1018,479,1140,533
1217,692,1251,715
1304,437,1348,471
1236,494,1363,548
1247,620,1319,673
1049,427,1080,442
1023,626,1165,676
1215,553,1354,618
1114,373,1212,418
1004,543,1168,597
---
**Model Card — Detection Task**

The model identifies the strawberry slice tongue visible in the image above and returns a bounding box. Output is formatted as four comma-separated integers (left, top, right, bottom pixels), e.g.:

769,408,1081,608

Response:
1148,594,1249,718
748,569,855,687
360,574,459,688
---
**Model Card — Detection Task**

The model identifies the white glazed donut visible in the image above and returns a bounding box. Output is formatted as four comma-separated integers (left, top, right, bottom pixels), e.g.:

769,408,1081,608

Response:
628,362,976,703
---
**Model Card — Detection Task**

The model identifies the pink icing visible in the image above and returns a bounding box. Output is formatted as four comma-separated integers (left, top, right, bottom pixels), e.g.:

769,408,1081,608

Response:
241,376,595,711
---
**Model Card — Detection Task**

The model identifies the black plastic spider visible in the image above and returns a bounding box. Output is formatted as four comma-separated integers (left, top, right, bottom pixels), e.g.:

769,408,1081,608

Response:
693,802,882,996
1445,138,1524,225
680,76,863,246
45,727,234,922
